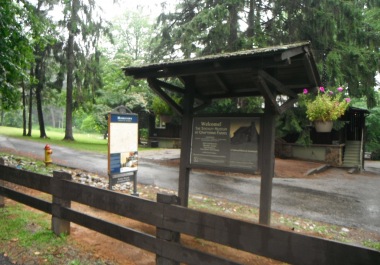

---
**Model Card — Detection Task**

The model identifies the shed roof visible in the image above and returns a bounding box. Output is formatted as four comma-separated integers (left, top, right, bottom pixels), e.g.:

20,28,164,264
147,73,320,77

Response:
123,42,321,115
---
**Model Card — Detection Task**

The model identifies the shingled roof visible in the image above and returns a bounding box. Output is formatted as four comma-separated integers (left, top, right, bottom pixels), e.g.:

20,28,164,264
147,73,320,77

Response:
123,41,321,115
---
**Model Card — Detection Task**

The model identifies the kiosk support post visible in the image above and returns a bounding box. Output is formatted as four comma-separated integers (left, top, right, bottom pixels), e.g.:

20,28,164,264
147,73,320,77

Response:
178,78,195,207
259,102,276,225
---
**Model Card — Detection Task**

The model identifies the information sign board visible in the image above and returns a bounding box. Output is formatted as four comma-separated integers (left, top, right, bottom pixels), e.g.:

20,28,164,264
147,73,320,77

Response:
191,117,260,172
108,112,138,190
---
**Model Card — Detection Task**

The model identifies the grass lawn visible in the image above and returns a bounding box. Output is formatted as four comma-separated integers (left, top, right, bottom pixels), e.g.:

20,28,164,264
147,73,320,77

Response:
0,126,156,154
0,126,108,153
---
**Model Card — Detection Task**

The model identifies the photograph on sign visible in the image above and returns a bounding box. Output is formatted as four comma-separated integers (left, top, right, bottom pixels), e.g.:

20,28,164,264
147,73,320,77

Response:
191,117,260,172
120,151,138,172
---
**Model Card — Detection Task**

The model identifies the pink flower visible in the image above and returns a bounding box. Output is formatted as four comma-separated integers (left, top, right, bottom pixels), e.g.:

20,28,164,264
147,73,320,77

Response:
337,87,344,92
319,86,325,92
303,89,308,94
345,98,351,103
329,91,334,95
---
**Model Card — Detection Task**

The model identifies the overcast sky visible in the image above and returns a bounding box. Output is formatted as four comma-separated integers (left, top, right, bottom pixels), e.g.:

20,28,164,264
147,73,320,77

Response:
99,0,178,21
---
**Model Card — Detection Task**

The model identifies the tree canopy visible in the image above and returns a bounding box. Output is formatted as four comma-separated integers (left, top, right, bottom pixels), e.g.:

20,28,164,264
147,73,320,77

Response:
1,0,379,149
0,1,34,111
153,0,379,107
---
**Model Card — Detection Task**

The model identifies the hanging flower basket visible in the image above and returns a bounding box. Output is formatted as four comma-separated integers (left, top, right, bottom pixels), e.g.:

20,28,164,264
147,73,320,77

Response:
302,86,351,133
314,120,333,133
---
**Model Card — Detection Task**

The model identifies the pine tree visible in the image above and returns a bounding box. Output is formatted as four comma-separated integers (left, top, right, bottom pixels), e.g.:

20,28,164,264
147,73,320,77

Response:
62,0,110,141
265,0,380,108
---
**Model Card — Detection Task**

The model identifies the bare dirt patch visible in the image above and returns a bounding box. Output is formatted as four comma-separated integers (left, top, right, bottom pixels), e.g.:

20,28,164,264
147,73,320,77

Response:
152,157,326,179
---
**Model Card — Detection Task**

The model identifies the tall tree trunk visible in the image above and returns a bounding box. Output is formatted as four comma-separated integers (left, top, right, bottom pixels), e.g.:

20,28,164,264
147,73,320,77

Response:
64,32,75,140
36,83,47,138
27,67,33,137
22,79,26,136
246,0,255,38
0,108,3,125
227,3,239,52
27,86,33,136
64,0,79,141
35,56,48,138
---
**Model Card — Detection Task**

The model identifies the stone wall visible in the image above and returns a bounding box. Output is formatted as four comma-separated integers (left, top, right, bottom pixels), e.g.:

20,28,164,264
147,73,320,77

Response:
276,142,344,166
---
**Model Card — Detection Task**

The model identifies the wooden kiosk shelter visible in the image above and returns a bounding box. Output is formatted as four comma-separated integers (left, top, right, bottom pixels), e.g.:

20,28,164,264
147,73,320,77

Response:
123,42,321,225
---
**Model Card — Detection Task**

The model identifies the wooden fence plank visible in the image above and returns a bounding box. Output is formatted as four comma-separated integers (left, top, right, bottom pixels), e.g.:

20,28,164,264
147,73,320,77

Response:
162,204,380,265
0,165,52,194
0,158,4,207
156,193,180,265
0,186,51,214
159,239,242,265
51,171,71,235
61,180,163,226
60,207,158,254
60,206,241,265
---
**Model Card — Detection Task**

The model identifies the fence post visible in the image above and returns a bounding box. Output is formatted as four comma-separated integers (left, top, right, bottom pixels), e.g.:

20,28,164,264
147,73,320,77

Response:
51,171,71,235
0,158,5,208
156,193,180,265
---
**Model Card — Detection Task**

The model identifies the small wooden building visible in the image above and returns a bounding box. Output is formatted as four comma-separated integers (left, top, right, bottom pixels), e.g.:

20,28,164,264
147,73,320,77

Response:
276,107,369,169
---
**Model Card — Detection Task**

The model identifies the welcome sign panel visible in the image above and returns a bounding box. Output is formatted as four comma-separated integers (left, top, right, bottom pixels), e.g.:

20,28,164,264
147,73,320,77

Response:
191,117,260,172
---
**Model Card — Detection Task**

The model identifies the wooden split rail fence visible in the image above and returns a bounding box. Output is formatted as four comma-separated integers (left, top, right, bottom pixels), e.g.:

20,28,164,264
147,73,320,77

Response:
0,163,379,265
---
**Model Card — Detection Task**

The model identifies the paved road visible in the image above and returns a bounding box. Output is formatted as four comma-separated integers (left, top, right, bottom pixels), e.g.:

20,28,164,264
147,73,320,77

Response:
1,135,380,233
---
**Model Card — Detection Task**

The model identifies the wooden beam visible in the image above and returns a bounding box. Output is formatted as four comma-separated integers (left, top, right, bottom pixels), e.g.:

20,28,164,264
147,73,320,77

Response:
278,97,298,114
52,171,71,236
303,53,321,88
125,57,287,79
0,186,52,214
162,202,380,265
0,158,4,207
258,77,281,114
147,78,183,116
63,180,163,226
202,90,263,99
193,99,212,113
258,70,297,98
60,207,158,254
278,46,305,61
0,164,52,194
259,100,277,225
156,194,180,265
178,77,195,207
213,73,231,92
154,79,185,95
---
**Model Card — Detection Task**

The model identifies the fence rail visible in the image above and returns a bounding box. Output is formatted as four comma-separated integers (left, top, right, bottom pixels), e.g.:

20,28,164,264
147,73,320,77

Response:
1,163,379,265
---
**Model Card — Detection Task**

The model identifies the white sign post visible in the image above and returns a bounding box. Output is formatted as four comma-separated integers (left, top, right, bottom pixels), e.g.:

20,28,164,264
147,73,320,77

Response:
107,107,138,195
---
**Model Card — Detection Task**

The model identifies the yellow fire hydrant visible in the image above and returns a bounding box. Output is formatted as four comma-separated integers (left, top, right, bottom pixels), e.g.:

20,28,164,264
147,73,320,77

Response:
44,144,53,166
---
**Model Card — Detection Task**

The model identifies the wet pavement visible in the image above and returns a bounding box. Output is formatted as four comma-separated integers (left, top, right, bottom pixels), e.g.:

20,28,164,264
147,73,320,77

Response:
1,135,380,233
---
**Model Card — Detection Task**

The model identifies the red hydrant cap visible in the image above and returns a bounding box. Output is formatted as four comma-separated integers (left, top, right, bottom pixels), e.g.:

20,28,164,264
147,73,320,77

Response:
44,144,51,150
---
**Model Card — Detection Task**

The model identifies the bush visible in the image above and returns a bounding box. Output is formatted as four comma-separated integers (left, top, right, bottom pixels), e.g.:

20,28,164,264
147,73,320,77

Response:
371,150,380,160
80,115,99,133
2,109,23,127
139,128,148,139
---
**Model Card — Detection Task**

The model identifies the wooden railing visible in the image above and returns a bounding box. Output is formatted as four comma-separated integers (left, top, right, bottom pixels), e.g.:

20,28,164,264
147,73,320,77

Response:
1,163,379,265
